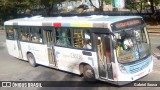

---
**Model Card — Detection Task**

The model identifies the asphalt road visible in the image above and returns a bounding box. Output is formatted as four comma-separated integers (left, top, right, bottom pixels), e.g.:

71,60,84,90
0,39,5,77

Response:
0,31,160,90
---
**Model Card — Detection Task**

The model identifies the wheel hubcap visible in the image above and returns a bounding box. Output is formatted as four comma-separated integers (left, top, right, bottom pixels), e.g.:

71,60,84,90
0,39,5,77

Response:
85,69,93,78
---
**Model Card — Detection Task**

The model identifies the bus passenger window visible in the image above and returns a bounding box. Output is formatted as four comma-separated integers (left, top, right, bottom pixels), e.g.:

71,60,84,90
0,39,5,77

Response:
20,27,30,41
55,28,71,47
84,39,92,49
73,29,84,48
6,27,15,40
21,34,29,41
83,31,92,49
73,29,92,49
30,27,42,43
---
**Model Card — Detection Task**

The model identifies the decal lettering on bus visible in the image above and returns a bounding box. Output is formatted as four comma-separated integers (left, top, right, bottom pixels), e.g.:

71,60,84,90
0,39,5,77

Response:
119,56,134,62
88,57,94,66
59,53,83,60
70,53,83,60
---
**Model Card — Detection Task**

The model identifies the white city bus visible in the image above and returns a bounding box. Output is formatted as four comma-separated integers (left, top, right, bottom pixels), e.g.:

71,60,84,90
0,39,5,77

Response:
4,15,153,85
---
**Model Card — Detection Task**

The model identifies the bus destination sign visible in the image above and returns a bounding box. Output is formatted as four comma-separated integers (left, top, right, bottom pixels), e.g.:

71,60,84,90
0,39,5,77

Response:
115,19,141,28
112,19,143,30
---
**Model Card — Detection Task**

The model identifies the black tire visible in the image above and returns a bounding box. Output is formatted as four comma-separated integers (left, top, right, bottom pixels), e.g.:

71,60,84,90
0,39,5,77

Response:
27,53,37,67
83,65,96,82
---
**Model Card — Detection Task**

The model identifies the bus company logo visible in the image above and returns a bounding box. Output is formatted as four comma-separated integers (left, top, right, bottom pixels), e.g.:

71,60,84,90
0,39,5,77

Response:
2,82,11,87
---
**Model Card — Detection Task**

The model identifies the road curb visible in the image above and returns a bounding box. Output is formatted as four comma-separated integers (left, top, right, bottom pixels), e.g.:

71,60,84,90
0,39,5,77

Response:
151,48,160,60
149,33,160,36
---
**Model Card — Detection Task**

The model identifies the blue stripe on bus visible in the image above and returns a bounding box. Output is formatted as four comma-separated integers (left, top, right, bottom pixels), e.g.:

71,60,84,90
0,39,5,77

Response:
62,23,70,27
88,57,94,66
124,56,152,74
55,51,60,58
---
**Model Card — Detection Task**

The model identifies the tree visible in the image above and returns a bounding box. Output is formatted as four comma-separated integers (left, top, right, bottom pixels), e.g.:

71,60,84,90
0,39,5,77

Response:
0,0,63,21
149,0,155,14
89,0,104,14
0,0,18,20
40,0,62,15
125,0,142,14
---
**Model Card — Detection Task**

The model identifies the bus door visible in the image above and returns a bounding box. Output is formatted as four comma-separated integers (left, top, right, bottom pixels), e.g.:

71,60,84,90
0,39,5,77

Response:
6,26,23,59
14,26,23,59
44,30,56,67
95,34,114,80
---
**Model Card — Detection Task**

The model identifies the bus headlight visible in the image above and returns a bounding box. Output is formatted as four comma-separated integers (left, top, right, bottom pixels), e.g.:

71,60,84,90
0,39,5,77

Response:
118,64,128,74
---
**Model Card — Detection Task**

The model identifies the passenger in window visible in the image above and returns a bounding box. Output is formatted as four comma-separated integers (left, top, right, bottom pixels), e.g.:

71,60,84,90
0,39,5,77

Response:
26,34,30,41
21,34,28,41
31,32,42,43
123,38,133,50
115,30,134,51
21,34,25,40
56,29,70,46
32,33,39,42
83,32,92,49
39,36,42,43
84,39,92,49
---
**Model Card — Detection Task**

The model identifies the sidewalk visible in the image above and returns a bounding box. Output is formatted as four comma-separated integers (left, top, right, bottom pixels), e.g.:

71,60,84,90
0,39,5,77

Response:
152,48,160,60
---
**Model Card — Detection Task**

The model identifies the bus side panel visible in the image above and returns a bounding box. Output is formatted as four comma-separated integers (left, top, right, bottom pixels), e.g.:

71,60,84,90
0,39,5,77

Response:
6,40,19,58
54,46,99,77
20,42,49,66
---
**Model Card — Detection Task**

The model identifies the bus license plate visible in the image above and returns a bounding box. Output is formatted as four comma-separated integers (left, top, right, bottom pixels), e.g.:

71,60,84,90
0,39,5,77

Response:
133,71,145,80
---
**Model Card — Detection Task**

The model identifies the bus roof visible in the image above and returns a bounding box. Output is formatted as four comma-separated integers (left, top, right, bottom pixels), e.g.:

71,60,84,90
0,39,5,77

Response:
4,15,142,28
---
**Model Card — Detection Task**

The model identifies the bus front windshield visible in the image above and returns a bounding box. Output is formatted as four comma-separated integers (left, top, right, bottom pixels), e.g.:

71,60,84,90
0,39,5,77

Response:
115,27,150,63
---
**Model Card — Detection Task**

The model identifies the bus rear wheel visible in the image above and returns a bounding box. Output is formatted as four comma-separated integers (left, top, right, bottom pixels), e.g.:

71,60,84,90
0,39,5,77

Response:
27,53,37,67
83,65,96,82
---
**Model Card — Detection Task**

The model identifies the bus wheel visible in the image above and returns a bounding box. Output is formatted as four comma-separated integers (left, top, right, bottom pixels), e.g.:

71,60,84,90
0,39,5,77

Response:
83,65,96,82
27,53,37,67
